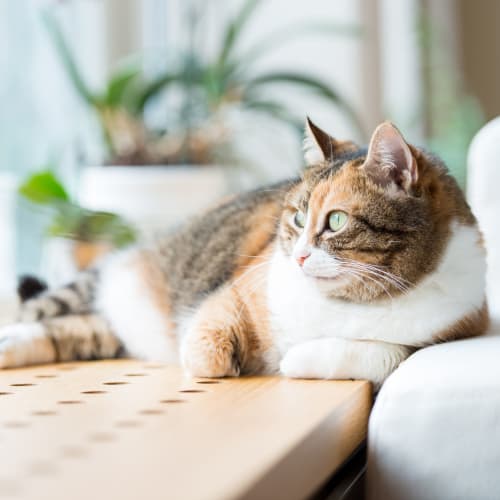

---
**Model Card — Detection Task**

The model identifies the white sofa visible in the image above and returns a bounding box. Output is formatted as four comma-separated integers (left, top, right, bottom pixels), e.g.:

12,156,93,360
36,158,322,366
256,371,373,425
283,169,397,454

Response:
367,119,500,500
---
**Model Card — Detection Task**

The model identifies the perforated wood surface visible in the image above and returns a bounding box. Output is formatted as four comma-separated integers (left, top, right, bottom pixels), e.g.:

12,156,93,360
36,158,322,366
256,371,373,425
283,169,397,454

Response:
0,360,371,500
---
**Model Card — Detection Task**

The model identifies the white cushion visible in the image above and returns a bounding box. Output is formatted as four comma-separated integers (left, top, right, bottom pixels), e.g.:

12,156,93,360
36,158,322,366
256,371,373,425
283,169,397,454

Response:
367,324,500,500
468,117,500,317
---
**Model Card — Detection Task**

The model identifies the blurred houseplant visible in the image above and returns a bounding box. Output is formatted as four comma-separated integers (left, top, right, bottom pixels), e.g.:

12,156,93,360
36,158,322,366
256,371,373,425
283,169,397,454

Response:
19,170,135,284
43,0,361,232
417,8,484,189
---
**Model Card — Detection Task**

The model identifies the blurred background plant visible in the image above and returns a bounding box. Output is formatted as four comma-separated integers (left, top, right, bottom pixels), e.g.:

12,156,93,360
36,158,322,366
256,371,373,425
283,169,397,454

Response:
19,170,136,249
417,5,484,189
43,0,361,167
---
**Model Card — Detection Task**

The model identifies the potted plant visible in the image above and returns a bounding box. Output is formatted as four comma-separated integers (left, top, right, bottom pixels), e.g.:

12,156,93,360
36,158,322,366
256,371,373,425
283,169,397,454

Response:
19,170,136,285
43,0,361,234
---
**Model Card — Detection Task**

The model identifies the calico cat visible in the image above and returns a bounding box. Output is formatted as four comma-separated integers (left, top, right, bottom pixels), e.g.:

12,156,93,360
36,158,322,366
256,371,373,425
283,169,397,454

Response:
0,120,488,386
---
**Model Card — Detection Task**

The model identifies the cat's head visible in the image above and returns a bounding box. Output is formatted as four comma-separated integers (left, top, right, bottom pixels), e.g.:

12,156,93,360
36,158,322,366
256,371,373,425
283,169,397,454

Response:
278,119,474,302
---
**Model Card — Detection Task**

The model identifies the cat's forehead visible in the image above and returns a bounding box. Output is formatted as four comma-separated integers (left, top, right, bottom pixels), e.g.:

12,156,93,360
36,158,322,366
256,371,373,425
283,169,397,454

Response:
292,150,368,207
326,147,368,172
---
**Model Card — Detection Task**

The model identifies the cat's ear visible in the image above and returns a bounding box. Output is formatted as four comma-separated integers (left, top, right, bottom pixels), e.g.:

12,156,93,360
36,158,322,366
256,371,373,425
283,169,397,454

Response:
304,117,359,166
304,117,357,166
363,121,418,194
303,118,337,165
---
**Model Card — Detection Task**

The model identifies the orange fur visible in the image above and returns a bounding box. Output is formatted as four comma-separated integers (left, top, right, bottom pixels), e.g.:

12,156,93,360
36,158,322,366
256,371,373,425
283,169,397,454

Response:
183,242,275,377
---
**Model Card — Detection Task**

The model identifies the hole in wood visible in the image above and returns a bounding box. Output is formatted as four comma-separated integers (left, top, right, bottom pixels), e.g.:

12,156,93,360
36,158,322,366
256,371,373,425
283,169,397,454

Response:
32,410,57,416
160,399,186,404
4,421,30,428
115,420,142,428
61,446,87,459
28,461,58,476
81,390,107,395
179,389,205,393
58,400,83,405
139,409,164,415
125,373,148,377
10,383,35,387
103,381,129,386
196,380,220,384
35,374,58,379
0,392,12,396
89,432,116,443
58,365,78,371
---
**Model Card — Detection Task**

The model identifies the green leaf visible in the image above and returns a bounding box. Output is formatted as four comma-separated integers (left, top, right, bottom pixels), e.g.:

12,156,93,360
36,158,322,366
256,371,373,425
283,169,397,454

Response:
217,0,261,68
132,71,180,113
19,171,70,205
104,65,142,108
47,203,85,238
19,169,136,247
78,210,137,247
41,9,97,106
246,72,365,138
48,205,136,248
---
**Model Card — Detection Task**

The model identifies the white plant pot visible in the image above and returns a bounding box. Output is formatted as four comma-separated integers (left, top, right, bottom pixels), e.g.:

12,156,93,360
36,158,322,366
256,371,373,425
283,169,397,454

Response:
78,165,229,238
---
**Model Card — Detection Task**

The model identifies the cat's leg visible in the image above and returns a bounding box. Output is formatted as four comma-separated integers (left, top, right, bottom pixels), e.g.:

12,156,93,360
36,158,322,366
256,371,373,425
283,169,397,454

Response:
280,338,411,387
180,285,257,378
0,314,122,369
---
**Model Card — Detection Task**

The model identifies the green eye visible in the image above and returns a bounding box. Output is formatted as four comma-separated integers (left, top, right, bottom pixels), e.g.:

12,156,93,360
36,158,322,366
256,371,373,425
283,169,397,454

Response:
294,210,306,228
328,211,348,232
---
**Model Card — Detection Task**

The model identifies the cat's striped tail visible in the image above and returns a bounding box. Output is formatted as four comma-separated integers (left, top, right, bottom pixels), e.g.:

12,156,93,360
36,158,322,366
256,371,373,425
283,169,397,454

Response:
0,269,124,369
17,269,100,322
0,314,123,369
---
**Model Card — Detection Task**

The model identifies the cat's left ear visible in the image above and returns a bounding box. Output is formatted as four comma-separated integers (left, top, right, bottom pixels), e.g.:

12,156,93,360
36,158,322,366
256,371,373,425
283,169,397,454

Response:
303,117,356,165
363,121,418,194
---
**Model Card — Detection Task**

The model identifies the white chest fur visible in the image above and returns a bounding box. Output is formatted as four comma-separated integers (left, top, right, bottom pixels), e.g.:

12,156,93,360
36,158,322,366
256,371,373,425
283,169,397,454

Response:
267,223,486,352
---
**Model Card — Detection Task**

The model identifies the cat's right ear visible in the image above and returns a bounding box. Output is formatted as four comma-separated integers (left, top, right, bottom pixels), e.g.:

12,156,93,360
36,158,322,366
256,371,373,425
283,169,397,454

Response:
363,121,418,194
303,117,356,166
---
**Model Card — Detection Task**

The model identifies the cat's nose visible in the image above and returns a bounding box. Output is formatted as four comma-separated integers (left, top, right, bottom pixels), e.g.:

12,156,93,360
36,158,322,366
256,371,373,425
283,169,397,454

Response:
296,253,311,267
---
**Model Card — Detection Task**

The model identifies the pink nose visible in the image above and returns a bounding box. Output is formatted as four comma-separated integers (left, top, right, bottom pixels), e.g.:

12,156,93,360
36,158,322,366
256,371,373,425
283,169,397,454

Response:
296,253,310,267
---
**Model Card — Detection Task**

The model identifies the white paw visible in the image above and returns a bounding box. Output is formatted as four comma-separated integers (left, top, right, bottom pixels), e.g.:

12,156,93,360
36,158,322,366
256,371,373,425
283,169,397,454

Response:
0,323,48,369
280,343,329,379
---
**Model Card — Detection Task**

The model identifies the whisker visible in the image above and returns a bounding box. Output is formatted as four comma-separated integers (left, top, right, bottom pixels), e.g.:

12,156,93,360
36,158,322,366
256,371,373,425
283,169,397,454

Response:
335,258,413,291
341,259,413,287
340,266,394,300
339,263,407,295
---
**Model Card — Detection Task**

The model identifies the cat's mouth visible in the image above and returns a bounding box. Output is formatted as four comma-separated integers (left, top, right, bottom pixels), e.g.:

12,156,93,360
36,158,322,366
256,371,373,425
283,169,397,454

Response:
311,275,340,281
302,269,344,281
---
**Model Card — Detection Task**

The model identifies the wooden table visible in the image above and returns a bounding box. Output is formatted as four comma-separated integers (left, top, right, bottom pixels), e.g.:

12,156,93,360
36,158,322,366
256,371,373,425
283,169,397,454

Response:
0,360,371,500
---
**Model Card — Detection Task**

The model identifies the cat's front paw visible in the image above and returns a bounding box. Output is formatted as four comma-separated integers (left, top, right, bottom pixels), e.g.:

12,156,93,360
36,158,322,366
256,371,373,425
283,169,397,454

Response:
181,329,240,378
280,342,333,379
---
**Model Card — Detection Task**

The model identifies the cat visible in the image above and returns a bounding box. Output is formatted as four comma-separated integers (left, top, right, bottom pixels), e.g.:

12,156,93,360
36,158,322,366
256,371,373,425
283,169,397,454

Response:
0,120,488,387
